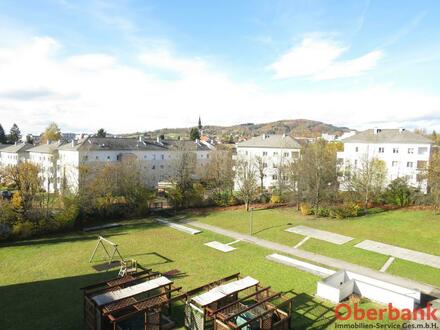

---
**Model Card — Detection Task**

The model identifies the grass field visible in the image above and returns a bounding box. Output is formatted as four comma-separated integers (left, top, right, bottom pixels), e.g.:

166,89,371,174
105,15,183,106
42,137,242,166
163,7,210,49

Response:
191,207,440,287
0,217,404,329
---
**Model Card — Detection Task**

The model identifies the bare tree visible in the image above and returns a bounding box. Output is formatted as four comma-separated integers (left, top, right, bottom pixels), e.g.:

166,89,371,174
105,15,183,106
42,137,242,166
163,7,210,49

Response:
254,155,266,193
202,149,234,193
428,152,440,211
235,159,259,211
343,155,387,209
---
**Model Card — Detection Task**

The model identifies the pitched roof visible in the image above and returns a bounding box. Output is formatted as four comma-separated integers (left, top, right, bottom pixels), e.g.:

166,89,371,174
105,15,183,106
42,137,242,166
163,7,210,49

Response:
341,129,433,144
237,134,301,149
0,143,34,153
58,137,212,152
28,141,64,154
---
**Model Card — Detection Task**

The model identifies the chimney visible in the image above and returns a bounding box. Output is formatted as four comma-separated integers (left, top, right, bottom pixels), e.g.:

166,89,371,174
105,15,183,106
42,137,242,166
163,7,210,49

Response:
282,133,287,138
262,134,267,140
47,139,51,144
139,135,142,142
156,136,161,143
399,128,405,133
373,128,381,135
71,140,75,147
195,138,200,145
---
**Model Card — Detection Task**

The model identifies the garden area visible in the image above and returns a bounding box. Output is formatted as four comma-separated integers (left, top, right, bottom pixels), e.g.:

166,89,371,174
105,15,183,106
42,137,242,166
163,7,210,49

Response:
0,214,407,329
190,206,440,288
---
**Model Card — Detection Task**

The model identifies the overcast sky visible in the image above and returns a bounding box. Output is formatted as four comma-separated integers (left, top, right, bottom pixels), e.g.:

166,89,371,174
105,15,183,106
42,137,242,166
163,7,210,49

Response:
0,0,440,134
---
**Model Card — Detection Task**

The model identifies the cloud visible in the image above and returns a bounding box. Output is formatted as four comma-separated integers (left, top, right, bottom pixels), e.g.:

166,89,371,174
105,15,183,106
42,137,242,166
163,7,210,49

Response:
0,35,439,135
269,37,383,80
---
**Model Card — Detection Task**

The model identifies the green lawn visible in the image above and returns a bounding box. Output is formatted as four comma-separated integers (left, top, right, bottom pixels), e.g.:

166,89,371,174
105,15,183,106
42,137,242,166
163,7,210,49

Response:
0,218,402,329
191,207,440,287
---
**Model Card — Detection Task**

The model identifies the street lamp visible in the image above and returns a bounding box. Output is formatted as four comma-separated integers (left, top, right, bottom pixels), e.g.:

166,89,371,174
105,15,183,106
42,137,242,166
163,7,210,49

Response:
249,207,254,236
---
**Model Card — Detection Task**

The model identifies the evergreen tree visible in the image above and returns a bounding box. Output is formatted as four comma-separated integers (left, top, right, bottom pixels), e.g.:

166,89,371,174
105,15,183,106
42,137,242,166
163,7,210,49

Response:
0,124,6,144
198,116,202,130
96,128,107,138
9,123,21,143
190,127,201,141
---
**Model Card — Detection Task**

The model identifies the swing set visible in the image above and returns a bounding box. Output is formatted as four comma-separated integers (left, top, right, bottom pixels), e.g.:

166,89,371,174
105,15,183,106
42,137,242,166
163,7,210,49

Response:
89,235,124,264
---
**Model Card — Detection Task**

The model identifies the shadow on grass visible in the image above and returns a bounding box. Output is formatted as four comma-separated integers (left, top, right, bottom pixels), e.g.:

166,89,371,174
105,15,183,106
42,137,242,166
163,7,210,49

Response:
291,292,337,329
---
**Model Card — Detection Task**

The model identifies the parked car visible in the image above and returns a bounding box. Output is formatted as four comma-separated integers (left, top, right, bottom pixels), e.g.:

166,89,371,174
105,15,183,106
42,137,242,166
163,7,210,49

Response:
1,190,13,200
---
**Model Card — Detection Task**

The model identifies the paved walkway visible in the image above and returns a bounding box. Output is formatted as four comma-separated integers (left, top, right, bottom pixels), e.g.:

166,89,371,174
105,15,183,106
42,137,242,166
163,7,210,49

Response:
286,225,353,245
356,240,440,269
190,221,440,297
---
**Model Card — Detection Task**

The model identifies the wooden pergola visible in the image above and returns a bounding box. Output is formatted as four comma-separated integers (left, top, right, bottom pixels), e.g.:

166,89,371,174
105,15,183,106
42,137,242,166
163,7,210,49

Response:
82,269,185,330
184,273,294,330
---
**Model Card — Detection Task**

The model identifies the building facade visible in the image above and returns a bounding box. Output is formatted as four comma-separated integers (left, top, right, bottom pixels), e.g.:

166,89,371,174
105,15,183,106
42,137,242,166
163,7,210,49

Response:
234,134,301,191
337,128,432,192
0,143,33,167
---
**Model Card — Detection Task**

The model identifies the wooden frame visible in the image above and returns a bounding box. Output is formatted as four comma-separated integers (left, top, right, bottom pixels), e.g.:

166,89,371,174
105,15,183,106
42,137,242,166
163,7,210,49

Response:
89,236,124,265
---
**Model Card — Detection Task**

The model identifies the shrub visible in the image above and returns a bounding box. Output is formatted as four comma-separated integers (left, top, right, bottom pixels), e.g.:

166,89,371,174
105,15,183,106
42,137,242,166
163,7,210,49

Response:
270,195,282,204
316,207,330,217
55,203,79,230
11,221,34,239
383,177,417,207
300,203,312,216
329,203,361,219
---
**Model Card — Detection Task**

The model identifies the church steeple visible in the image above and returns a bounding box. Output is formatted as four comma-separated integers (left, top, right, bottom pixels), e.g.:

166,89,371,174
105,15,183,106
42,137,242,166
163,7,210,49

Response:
198,116,202,130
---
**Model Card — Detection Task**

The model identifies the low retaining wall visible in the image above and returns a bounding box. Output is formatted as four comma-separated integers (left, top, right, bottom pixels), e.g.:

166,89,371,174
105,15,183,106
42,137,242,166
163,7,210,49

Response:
317,270,421,309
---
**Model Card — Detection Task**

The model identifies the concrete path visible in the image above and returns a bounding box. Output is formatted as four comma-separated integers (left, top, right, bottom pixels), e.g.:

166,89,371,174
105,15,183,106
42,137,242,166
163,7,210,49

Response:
293,236,310,249
266,253,336,278
355,240,440,269
286,225,353,245
190,221,439,296
380,257,395,273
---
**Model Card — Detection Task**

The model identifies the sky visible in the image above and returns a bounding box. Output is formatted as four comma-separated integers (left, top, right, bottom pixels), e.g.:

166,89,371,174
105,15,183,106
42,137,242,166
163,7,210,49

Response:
0,0,440,134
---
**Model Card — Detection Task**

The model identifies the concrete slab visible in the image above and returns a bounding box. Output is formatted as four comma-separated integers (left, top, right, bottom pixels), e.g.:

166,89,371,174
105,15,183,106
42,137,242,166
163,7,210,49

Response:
355,240,440,269
380,257,395,273
293,236,310,249
267,253,336,277
285,225,354,245
155,218,201,235
205,241,236,252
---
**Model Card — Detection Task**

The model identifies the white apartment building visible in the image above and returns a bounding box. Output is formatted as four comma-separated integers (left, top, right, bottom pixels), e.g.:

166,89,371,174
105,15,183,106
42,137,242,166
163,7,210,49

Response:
0,143,33,167
337,128,432,192
57,136,213,192
235,134,301,191
28,141,63,193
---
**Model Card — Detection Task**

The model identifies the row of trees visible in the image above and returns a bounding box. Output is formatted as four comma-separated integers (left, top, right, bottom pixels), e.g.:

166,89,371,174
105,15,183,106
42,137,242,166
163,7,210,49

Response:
0,123,21,144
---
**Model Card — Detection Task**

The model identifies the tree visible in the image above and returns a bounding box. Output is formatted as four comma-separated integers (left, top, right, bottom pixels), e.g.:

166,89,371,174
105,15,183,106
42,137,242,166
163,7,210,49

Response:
96,128,107,138
235,159,258,211
254,156,266,193
9,123,21,143
343,156,387,209
295,140,338,213
0,124,6,144
190,127,201,141
202,149,234,193
41,122,61,143
383,177,416,207
428,152,440,211
2,163,41,217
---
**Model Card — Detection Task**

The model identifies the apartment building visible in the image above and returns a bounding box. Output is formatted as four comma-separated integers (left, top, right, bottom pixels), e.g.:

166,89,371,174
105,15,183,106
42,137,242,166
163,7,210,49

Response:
337,128,432,192
57,136,213,192
234,134,301,190
0,142,33,167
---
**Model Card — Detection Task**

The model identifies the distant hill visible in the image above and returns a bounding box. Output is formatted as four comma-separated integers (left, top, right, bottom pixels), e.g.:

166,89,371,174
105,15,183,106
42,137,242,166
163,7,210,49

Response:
127,119,353,142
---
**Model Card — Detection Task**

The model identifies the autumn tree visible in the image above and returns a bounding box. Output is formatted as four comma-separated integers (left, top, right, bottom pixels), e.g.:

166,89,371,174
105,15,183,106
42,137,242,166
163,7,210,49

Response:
202,149,234,193
235,159,258,211
297,140,338,212
343,156,387,209
428,152,440,211
41,122,61,143
2,163,41,216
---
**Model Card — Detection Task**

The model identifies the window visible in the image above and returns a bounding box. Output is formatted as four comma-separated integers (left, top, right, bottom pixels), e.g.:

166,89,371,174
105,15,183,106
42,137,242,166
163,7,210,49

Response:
152,165,156,170
161,154,164,160
160,165,164,169
263,162,267,168
272,174,278,180
262,151,267,156
392,161,398,167
408,148,414,154
107,156,111,160
273,152,279,156
84,155,88,161
95,156,99,160
354,160,358,167
153,154,156,160
206,154,209,159
245,151,248,156
407,162,413,168
378,147,385,153
393,148,399,154
418,147,428,155
355,147,359,152
292,151,299,159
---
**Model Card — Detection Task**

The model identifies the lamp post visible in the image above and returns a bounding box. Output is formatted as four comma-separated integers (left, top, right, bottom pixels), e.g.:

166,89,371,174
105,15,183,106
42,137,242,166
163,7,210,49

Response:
249,207,254,236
